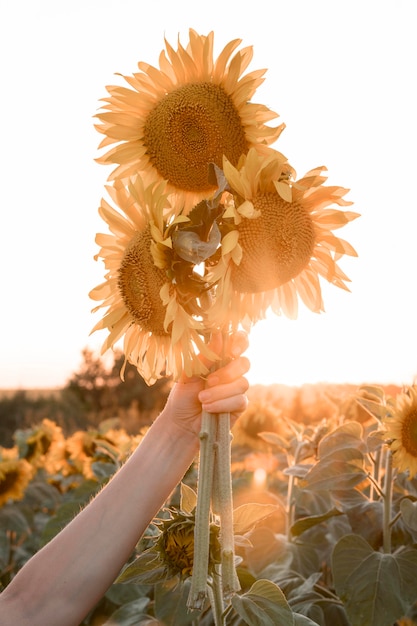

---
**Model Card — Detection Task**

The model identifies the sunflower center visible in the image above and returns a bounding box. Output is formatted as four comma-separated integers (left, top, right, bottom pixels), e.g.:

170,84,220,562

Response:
401,408,417,457
0,467,20,496
232,193,316,292
118,227,168,335
143,82,248,192
163,526,195,576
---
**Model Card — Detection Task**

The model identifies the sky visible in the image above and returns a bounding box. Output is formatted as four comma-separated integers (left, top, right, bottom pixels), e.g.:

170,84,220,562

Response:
1,0,416,390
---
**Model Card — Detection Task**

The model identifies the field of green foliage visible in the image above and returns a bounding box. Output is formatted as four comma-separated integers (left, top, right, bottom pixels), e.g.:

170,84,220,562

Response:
1,382,417,625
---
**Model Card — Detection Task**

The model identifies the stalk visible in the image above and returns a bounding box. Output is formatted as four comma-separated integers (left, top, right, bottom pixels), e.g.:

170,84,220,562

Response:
208,570,225,626
382,448,394,554
215,411,240,596
188,331,239,611
286,440,304,539
370,445,383,501
187,410,217,610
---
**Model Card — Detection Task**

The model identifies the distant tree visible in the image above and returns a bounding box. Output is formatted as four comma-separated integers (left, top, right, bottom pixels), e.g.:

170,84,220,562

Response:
0,391,64,447
63,349,115,417
62,348,172,431
0,349,173,444
110,351,171,414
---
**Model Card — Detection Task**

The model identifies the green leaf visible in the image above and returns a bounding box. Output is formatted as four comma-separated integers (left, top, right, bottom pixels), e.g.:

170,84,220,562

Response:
303,448,366,491
332,534,417,626
283,464,311,478
93,437,120,461
180,482,197,515
172,222,221,264
293,614,322,625
154,580,197,625
344,501,383,547
91,460,118,479
400,498,417,531
356,397,389,422
366,429,387,453
0,531,10,571
394,548,417,605
0,504,32,536
23,479,61,510
98,417,122,434
233,503,280,535
102,597,150,625
231,579,294,626
358,385,386,402
290,507,344,537
318,422,364,458
116,551,166,585
105,582,148,606
257,431,289,450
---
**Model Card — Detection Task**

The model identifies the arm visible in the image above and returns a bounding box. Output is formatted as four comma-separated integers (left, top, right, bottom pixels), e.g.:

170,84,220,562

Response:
0,333,249,626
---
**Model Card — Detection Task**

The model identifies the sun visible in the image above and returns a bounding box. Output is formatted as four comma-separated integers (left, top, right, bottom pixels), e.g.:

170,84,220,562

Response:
245,302,355,388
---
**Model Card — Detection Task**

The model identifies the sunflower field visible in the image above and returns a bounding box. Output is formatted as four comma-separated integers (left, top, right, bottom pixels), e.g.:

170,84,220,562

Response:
2,381,417,626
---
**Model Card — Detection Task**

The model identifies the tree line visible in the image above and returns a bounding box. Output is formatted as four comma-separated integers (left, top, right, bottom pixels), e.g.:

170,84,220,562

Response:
0,349,172,447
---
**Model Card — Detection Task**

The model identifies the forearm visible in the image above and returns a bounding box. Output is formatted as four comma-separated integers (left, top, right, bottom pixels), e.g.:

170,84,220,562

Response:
0,409,199,626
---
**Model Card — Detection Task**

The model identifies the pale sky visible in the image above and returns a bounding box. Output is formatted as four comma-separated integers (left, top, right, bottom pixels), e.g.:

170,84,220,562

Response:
1,0,416,389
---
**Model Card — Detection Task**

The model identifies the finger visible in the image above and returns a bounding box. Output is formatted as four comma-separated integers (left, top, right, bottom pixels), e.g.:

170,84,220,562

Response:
205,355,250,388
198,372,249,407
224,330,249,359
207,330,249,362
199,386,249,415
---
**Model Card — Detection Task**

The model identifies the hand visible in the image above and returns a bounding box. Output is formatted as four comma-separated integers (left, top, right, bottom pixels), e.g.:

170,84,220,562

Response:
163,331,250,436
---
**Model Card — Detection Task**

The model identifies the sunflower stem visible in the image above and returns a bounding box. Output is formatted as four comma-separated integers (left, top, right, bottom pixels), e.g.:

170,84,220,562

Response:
286,440,304,540
369,445,382,501
382,448,394,554
208,570,225,626
187,410,217,610
215,411,240,596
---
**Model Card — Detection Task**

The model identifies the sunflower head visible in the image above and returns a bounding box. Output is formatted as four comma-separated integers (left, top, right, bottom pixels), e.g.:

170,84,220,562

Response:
155,510,221,580
384,386,417,476
14,419,62,468
90,177,219,384
95,29,284,211
208,148,359,326
0,456,33,506
232,401,284,451
224,150,312,293
118,225,169,334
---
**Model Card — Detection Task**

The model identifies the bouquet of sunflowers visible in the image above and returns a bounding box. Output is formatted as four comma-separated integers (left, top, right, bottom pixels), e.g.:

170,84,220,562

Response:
89,28,358,615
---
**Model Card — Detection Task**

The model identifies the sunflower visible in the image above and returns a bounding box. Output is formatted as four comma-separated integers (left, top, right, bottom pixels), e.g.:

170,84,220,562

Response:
157,512,204,579
119,509,221,585
0,455,33,506
43,431,72,477
14,419,63,469
95,29,284,212
65,430,98,479
208,148,359,327
89,176,218,384
383,386,417,476
232,401,287,452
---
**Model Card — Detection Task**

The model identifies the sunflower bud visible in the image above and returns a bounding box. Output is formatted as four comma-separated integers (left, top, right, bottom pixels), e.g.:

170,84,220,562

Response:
156,512,221,580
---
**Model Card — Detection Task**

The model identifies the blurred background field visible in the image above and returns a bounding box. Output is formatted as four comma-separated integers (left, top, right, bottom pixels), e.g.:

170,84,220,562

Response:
0,346,402,447
2,350,417,625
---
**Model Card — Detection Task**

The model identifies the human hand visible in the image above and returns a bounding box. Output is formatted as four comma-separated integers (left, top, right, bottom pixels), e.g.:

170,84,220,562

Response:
162,331,250,437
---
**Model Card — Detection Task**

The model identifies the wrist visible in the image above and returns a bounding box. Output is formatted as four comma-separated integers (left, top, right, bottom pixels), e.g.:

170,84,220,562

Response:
154,408,200,453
